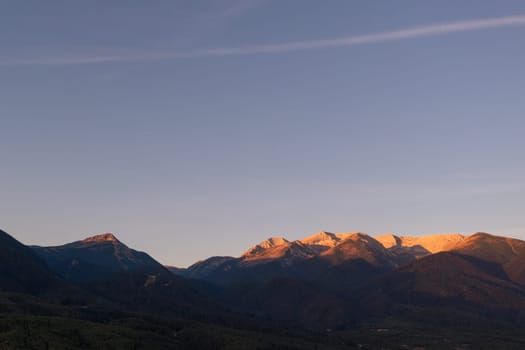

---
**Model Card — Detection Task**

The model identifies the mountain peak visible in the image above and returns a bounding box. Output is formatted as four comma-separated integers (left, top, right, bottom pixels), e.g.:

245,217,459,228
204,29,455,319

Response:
32,232,164,283
375,233,465,255
301,231,337,242
373,233,401,248
331,231,366,241
242,237,289,257
82,233,120,243
262,237,289,247
299,231,341,253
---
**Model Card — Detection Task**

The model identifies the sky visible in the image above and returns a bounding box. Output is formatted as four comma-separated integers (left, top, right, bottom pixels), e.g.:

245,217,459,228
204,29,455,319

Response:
2,1,525,266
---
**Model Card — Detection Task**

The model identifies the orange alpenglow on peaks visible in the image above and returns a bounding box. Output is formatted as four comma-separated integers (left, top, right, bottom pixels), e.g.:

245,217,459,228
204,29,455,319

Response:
234,231,472,267
374,233,465,255
242,237,290,257
82,233,120,243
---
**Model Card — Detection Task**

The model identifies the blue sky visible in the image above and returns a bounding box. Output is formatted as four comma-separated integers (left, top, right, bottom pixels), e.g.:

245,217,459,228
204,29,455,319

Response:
2,1,525,266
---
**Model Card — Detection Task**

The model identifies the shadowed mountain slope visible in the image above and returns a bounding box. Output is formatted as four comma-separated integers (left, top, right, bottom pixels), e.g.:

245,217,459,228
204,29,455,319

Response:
31,233,224,319
32,233,166,283
451,232,525,286
170,256,236,279
355,235,525,326
0,229,60,294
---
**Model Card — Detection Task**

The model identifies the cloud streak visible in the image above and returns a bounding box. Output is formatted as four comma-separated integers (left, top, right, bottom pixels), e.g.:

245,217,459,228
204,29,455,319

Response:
3,15,525,65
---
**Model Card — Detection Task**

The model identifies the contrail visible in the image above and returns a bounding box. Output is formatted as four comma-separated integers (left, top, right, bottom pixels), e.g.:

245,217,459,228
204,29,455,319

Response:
2,15,525,65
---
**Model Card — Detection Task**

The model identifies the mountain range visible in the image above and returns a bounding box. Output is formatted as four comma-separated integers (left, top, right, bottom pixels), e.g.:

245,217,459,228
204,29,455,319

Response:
170,230,525,330
2,228,525,349
172,231,467,283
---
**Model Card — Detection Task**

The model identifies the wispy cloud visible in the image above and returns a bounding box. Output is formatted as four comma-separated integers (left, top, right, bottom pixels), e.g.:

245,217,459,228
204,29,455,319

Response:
3,15,525,66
